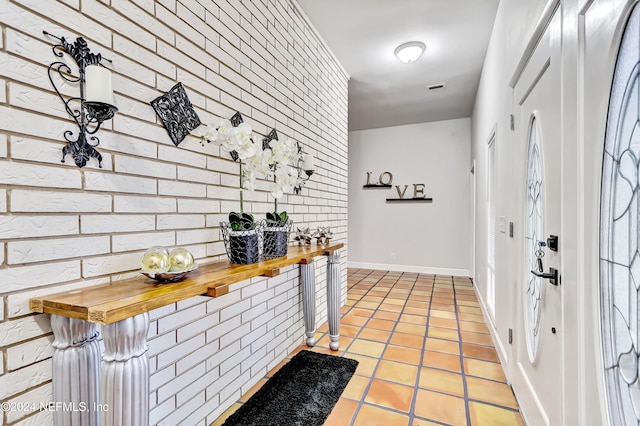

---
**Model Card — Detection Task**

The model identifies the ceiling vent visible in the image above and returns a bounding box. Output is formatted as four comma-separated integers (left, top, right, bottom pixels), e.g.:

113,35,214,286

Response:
427,83,446,90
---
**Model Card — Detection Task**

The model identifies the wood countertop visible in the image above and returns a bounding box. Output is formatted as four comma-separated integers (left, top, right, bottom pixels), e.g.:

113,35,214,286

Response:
30,243,344,325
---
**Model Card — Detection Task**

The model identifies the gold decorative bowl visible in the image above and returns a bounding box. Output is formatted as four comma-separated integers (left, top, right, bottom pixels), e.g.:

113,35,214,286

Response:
141,263,199,283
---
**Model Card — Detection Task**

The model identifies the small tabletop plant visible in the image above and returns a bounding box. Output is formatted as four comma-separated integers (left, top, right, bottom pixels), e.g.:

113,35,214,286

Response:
198,112,258,229
266,211,289,227
247,135,300,223
197,112,260,263
246,131,301,258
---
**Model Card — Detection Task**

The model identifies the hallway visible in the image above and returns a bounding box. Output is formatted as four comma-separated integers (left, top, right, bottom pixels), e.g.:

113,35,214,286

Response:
214,269,524,425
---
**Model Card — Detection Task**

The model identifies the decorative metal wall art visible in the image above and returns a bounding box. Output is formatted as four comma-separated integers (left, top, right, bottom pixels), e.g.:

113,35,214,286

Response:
363,171,433,201
364,171,393,188
600,5,640,424
228,111,243,161
262,128,278,150
44,31,118,168
150,82,201,146
524,115,543,362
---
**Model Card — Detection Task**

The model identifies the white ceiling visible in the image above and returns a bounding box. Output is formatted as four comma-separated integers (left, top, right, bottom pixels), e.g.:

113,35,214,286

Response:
296,0,500,132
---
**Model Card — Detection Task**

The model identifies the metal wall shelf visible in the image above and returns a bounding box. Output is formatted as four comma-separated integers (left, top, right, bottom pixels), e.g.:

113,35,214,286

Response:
386,198,433,203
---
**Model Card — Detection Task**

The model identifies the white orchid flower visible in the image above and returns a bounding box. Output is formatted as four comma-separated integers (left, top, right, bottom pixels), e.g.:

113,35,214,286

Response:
234,134,257,160
244,171,257,191
275,168,295,192
195,124,217,142
245,149,270,175
235,122,253,138
269,181,284,199
215,119,234,143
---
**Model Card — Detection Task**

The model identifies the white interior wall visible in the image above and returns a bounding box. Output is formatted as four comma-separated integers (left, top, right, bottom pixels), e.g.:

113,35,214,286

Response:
0,1,348,425
348,118,470,276
471,0,618,424
471,0,550,368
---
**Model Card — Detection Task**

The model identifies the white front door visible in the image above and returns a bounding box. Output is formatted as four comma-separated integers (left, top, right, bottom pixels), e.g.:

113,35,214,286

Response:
510,6,563,425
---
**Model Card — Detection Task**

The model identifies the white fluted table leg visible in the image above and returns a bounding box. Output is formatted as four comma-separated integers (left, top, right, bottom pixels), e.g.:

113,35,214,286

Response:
300,261,317,346
101,313,149,426
51,315,101,425
327,250,341,351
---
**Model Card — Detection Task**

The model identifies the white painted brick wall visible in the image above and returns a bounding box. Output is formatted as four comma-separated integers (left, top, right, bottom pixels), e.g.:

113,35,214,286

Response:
12,409,52,426
0,360,51,400
175,340,220,376
1,261,81,293
11,190,112,213
4,383,52,424
6,278,109,319
157,214,205,230
0,315,52,347
80,214,156,234
112,231,175,252
0,216,77,240
8,236,110,264
0,0,348,424
6,335,54,372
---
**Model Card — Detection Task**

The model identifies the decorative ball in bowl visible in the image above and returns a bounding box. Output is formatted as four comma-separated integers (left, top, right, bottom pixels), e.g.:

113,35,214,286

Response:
140,246,197,283
141,263,198,283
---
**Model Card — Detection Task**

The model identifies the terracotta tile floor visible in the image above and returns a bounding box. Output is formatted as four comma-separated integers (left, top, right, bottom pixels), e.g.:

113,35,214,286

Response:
212,269,525,426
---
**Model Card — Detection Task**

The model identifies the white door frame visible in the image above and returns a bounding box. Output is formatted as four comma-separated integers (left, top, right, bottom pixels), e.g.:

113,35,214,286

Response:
470,159,476,281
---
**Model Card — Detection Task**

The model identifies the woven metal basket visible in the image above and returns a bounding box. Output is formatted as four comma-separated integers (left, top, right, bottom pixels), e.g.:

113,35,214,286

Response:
220,221,263,265
261,220,293,260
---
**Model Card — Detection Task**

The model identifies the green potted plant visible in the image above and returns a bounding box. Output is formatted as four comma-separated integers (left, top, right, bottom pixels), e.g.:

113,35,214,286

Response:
247,132,299,258
197,112,261,264
263,210,291,258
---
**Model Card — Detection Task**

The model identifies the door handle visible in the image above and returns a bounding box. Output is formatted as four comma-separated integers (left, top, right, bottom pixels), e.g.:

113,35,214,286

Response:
530,267,559,286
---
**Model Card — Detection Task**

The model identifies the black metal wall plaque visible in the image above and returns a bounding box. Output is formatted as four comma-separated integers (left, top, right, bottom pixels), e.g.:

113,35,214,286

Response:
262,128,278,150
150,82,201,146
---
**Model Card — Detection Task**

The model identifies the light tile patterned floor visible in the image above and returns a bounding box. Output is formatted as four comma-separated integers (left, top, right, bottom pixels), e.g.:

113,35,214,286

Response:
213,269,525,426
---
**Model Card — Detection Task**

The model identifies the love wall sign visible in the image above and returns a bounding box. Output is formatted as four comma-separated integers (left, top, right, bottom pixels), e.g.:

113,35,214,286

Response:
363,171,433,203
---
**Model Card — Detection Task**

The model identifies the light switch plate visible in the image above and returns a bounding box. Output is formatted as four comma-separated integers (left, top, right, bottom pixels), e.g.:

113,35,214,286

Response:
499,216,506,233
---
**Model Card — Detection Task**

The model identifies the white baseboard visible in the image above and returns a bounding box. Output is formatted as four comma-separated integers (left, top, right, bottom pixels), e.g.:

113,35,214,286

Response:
472,281,510,379
347,261,469,277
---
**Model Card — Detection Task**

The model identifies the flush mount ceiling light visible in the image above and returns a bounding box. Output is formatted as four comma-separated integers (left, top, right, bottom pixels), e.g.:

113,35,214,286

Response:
394,41,426,63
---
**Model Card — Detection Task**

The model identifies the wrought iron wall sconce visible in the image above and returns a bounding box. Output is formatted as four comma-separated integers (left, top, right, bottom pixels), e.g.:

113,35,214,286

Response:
294,142,314,194
44,31,118,168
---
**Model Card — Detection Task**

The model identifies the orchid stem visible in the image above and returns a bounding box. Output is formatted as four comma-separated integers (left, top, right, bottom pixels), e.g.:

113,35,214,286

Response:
239,161,244,214
274,176,278,213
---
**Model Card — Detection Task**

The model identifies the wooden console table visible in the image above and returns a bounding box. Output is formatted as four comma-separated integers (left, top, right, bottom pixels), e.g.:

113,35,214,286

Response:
30,243,343,426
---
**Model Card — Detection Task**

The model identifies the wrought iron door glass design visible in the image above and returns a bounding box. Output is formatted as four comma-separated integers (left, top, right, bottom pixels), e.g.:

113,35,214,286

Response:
524,116,543,362
600,5,640,424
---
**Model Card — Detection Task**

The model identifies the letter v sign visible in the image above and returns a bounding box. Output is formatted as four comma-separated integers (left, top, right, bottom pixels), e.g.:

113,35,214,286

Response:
395,185,408,199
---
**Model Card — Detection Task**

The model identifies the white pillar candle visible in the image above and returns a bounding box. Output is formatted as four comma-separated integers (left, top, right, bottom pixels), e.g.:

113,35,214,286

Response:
85,65,114,106
302,154,314,171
